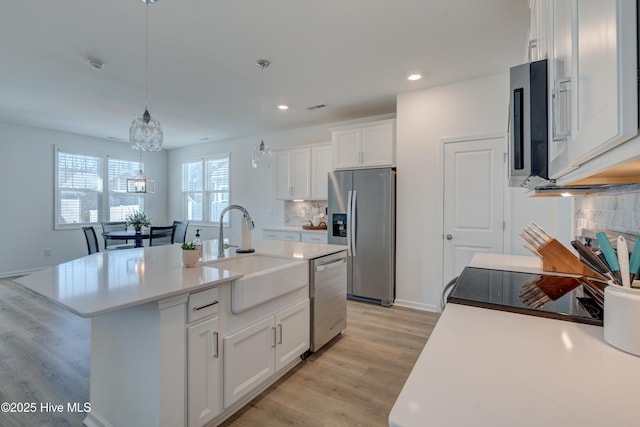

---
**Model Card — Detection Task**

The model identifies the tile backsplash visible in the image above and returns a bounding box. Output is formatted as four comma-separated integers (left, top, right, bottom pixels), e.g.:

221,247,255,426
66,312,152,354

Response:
284,200,328,227
575,184,640,236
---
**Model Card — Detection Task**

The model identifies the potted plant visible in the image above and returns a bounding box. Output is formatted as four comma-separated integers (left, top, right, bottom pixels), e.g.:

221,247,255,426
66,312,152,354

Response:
181,242,200,268
125,211,152,233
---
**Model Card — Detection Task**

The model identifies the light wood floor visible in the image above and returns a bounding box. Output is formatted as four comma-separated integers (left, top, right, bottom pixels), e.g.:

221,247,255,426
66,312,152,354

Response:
0,278,439,426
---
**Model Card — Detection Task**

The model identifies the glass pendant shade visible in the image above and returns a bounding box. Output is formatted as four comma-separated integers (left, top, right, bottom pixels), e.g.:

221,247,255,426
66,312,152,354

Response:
127,169,155,193
130,108,163,151
252,140,272,168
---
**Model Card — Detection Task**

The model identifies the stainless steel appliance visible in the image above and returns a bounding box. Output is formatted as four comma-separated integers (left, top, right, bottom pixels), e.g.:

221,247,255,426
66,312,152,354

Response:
448,267,603,326
328,168,396,306
309,251,347,352
508,59,549,189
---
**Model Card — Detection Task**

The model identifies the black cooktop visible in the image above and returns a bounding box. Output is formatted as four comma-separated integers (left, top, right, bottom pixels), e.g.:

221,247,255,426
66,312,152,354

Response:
447,267,604,326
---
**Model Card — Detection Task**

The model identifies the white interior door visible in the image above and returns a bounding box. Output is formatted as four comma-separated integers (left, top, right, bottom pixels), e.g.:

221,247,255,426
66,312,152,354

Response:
443,136,505,284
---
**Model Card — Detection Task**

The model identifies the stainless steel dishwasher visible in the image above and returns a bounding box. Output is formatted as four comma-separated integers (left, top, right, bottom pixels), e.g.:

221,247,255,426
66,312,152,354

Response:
309,250,347,352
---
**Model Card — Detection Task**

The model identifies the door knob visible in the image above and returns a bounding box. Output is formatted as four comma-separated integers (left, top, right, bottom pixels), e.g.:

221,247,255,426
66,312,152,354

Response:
445,234,453,240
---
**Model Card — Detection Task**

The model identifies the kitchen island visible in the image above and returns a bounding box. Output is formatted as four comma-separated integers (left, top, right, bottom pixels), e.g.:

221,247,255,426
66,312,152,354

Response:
15,238,346,427
389,253,640,427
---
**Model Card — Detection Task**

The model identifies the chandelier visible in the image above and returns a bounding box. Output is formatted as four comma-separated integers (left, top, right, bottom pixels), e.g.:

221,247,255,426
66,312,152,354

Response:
252,59,273,169
129,0,163,152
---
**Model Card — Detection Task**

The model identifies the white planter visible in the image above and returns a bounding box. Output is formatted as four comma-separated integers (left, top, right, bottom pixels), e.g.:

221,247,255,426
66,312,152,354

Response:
182,250,200,268
604,282,640,356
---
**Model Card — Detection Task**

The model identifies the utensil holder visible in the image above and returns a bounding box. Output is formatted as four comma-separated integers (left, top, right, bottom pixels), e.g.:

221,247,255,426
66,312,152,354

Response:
604,282,640,356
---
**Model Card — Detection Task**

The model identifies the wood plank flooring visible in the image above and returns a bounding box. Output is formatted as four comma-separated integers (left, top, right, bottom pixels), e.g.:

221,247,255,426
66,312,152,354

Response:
0,277,439,426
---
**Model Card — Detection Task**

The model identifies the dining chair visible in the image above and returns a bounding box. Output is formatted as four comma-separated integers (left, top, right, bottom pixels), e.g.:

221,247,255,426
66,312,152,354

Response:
101,221,134,250
149,225,176,246
172,221,189,244
82,226,100,255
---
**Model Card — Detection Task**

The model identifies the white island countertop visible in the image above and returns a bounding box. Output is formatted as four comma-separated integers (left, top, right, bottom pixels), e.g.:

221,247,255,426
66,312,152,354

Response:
15,238,346,318
389,253,640,427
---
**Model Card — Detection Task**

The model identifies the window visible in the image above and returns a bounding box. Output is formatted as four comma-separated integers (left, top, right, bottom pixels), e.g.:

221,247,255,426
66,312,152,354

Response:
108,158,144,221
182,154,230,226
55,148,144,228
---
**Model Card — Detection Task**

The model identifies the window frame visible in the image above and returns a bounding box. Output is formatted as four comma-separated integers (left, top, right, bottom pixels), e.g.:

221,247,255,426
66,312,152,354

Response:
54,146,145,230
180,153,231,227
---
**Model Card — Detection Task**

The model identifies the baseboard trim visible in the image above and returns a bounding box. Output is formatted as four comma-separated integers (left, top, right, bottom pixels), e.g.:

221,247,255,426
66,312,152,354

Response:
393,299,440,313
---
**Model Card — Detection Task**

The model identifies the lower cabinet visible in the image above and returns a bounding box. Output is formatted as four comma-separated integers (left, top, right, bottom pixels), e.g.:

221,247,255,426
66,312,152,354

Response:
187,315,222,427
223,299,310,408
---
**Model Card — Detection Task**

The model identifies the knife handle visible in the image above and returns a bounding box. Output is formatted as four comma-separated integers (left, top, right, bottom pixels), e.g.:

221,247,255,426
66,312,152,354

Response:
629,237,640,277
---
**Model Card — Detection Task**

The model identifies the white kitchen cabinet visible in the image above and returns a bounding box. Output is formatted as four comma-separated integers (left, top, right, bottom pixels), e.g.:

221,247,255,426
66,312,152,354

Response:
223,315,275,408
187,286,222,427
275,148,311,200
275,300,310,371
332,119,395,169
301,231,328,244
263,229,301,242
187,316,222,427
526,0,549,62
548,0,637,178
310,144,332,199
223,299,309,407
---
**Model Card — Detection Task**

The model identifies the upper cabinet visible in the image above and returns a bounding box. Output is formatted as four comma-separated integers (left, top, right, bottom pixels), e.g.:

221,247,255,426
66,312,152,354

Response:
275,148,310,200
331,119,396,170
547,0,638,180
275,143,332,200
526,0,549,62
310,144,332,199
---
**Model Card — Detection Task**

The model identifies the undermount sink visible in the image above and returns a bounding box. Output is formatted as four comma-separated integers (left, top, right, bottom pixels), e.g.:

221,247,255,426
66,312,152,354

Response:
209,255,308,313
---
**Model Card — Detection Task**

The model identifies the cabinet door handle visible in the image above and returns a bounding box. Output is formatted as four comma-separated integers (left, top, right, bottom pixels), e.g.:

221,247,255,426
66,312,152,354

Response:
213,331,219,358
192,300,219,312
528,38,538,62
553,77,571,142
272,326,277,348
277,324,283,345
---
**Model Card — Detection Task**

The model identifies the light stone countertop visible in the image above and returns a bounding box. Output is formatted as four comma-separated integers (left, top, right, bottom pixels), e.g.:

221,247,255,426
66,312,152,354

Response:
15,238,346,318
389,253,640,427
262,226,328,234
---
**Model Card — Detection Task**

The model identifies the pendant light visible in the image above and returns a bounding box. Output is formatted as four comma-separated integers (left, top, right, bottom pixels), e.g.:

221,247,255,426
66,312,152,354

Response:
127,151,155,193
129,0,163,152
252,59,273,169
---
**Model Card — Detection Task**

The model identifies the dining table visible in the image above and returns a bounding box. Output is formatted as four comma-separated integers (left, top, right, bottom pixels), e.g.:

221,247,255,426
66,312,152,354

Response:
102,229,173,248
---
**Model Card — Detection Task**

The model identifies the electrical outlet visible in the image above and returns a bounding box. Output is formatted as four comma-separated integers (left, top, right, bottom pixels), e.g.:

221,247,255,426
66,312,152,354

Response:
44,248,52,257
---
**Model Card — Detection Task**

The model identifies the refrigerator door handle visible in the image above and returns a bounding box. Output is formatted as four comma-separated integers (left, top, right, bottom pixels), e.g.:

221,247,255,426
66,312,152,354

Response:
346,190,353,257
351,190,357,257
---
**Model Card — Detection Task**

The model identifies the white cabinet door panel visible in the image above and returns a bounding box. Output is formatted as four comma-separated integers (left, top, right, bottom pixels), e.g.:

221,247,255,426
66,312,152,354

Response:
223,317,275,408
188,316,222,427
275,299,310,372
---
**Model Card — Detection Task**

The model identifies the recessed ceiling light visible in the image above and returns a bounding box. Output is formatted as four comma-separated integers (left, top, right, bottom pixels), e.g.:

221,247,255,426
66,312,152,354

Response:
278,105,289,111
88,58,105,70
408,74,422,81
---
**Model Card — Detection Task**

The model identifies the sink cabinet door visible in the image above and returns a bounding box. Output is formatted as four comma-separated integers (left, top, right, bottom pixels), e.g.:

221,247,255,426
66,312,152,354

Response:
223,316,275,408
275,299,310,373
187,315,222,427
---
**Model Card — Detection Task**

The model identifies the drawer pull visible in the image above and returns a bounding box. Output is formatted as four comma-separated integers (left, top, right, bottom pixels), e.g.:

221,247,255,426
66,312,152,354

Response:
192,300,219,312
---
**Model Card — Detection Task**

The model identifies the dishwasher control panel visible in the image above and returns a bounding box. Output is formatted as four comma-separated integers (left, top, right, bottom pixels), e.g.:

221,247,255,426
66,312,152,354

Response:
332,213,347,237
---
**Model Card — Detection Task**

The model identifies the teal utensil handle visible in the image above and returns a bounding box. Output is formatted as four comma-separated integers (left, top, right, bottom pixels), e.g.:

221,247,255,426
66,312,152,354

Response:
597,232,620,271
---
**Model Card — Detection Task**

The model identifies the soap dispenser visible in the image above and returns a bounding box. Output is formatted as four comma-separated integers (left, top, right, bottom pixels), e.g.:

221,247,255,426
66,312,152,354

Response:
193,229,202,258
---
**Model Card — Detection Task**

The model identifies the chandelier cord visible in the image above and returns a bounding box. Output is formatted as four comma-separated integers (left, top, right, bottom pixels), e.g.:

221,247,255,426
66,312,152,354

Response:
145,1,149,110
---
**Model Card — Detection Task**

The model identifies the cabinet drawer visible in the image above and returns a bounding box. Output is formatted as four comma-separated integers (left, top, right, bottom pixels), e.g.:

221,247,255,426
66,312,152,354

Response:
301,232,328,244
263,230,301,241
188,287,220,323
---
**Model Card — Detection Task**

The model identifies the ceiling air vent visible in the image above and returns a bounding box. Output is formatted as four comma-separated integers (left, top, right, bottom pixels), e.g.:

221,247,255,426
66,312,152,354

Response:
307,104,326,111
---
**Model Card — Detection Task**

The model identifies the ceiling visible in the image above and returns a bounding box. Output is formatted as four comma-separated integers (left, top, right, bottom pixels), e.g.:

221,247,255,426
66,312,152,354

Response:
0,1,529,150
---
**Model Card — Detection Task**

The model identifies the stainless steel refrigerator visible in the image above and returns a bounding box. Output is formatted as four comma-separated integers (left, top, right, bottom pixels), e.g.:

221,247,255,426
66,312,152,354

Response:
328,168,395,306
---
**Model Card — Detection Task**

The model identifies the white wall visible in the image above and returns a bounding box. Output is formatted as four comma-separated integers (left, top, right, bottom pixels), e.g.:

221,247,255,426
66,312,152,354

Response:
167,114,394,243
0,122,168,277
396,73,564,312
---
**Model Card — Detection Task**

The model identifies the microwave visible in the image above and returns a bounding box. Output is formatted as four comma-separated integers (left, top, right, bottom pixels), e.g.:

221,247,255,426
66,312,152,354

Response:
508,59,550,188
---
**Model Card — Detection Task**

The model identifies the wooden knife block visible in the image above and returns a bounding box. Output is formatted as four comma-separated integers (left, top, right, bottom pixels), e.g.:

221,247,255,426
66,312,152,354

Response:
539,238,605,279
